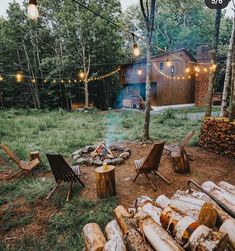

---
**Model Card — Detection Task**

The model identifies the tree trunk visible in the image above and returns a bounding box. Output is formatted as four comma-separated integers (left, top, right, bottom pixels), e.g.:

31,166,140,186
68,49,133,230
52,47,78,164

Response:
213,9,222,54
220,14,235,117
205,51,216,117
229,58,235,122
144,36,152,140
85,79,89,108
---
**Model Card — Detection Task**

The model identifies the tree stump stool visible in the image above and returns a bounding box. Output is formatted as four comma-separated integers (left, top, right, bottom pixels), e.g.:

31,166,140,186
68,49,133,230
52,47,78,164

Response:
95,165,116,198
30,151,40,161
171,147,190,174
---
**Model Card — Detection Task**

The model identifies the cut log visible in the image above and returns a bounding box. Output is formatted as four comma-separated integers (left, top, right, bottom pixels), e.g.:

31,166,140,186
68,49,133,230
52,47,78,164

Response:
124,228,154,251
134,196,153,209
105,219,124,240
114,205,153,251
83,223,106,251
140,217,184,251
218,181,235,196
189,225,228,251
155,195,171,209
135,197,162,225
114,205,132,235
198,202,218,228
104,235,126,251
95,165,116,198
160,206,200,246
220,219,235,250
202,181,235,214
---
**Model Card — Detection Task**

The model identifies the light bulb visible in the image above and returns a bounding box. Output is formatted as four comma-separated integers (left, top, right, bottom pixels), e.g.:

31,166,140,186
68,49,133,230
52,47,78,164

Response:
185,67,190,73
79,71,85,79
137,68,142,76
28,0,39,20
166,59,172,68
133,44,140,57
0,75,3,81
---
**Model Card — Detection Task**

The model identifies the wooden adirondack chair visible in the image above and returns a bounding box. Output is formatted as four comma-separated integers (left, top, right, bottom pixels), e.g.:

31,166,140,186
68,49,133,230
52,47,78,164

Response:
133,142,171,191
164,130,195,153
46,153,85,202
0,144,40,180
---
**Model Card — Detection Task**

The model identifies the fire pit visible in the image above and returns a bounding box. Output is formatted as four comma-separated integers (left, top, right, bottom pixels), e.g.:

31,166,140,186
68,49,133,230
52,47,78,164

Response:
72,143,131,166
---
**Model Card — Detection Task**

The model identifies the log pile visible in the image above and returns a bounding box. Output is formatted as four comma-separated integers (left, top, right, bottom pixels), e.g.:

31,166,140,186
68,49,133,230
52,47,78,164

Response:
199,117,235,158
83,180,235,251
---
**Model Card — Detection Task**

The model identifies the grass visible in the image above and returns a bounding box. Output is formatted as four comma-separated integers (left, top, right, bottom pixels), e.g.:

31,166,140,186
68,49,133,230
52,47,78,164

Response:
0,108,202,250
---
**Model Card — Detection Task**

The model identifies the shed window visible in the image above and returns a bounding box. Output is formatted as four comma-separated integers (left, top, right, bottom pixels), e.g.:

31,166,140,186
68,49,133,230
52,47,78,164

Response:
160,62,164,71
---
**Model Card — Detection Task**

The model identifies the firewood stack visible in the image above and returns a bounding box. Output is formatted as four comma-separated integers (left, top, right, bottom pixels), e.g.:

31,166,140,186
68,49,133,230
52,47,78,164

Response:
199,117,235,158
83,180,235,251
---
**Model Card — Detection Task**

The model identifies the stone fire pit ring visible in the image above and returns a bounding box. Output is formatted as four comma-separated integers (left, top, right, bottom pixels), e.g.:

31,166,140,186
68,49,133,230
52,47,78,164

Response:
72,144,131,166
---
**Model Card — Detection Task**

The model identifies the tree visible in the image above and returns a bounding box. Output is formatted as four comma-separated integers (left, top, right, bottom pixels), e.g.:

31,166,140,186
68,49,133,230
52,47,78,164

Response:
139,0,157,140
205,8,222,117
220,13,235,117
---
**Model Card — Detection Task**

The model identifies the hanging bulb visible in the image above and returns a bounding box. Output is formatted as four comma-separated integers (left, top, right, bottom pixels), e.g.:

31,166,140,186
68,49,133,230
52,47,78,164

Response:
137,65,143,76
79,71,85,80
43,80,47,83
16,72,23,83
166,59,172,67
0,75,3,81
28,0,39,20
194,65,200,73
31,79,36,84
53,79,56,83
185,67,190,73
203,67,208,73
133,44,140,57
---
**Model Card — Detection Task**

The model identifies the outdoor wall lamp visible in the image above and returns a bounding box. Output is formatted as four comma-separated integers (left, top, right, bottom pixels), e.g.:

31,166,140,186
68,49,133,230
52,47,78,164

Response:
133,44,141,57
28,0,39,20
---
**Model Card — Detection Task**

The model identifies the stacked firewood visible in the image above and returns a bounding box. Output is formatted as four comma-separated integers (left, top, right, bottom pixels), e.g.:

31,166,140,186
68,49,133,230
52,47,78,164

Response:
83,180,235,251
199,117,235,158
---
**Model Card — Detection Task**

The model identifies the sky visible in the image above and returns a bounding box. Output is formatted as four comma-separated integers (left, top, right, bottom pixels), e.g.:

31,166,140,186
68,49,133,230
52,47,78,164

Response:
0,0,234,17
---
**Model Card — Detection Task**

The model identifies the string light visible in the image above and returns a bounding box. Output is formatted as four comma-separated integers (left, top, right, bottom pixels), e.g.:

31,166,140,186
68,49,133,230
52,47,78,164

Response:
137,65,143,76
52,79,56,83
0,75,3,81
31,79,36,84
43,80,47,83
79,71,85,79
28,0,39,20
16,72,23,83
203,67,208,73
185,67,190,73
194,65,200,73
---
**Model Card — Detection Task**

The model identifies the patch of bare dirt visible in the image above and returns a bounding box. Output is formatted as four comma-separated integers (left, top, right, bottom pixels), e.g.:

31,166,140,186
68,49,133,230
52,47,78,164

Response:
79,141,235,207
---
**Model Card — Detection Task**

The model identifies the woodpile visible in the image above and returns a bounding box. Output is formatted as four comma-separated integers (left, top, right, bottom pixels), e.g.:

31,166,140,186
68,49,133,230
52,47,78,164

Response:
199,117,235,158
83,180,235,251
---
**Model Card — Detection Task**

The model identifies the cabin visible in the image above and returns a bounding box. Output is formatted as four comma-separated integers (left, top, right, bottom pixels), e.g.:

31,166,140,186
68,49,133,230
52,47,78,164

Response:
120,47,211,108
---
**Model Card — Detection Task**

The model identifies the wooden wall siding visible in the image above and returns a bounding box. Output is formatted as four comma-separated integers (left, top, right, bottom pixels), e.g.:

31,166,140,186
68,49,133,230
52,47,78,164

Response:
120,50,196,106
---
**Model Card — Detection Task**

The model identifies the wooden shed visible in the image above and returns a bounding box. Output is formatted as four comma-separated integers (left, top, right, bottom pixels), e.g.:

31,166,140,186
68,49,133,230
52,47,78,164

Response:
120,48,197,107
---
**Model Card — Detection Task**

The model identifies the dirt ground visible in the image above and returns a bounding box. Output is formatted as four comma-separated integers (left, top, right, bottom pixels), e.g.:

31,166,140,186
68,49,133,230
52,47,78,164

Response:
1,141,235,244
79,141,235,207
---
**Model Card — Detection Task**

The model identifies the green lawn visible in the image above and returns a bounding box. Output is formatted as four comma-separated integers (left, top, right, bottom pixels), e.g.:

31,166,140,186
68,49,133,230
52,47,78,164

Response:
0,108,201,250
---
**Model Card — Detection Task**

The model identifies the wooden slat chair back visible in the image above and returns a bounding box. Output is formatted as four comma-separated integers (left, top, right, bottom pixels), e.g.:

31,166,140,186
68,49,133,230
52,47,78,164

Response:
46,153,85,202
0,144,21,166
178,130,195,148
140,142,165,173
0,144,40,180
133,142,170,191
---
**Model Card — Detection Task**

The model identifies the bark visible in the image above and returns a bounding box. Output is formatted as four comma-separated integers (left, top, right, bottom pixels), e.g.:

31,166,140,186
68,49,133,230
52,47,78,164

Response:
140,0,157,140
220,14,235,117
205,50,216,117
140,217,184,251
83,223,106,251
218,181,235,196
201,181,235,214
229,58,235,121
213,9,222,54
105,220,124,241
144,36,152,140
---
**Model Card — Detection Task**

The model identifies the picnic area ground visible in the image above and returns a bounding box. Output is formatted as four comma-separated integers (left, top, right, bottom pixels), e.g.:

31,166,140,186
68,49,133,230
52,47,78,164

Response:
0,107,234,250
